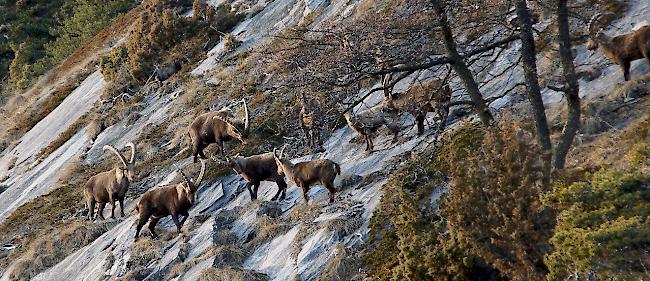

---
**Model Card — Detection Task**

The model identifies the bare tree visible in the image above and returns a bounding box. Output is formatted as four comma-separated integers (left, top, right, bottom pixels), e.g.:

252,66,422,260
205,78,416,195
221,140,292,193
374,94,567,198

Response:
514,0,553,176
515,0,582,170
553,0,581,169
430,0,493,127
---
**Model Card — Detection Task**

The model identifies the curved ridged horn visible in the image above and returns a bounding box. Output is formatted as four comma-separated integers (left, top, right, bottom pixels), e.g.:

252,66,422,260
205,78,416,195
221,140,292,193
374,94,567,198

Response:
273,147,280,160
125,142,136,164
103,145,128,168
279,144,288,159
194,160,206,187
588,12,616,37
174,163,192,187
241,98,249,134
213,115,243,140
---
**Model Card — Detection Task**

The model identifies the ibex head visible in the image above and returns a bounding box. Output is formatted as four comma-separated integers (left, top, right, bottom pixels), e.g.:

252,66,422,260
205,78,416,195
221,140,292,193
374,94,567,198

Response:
213,98,250,143
213,154,244,173
103,142,137,181
586,12,616,50
272,145,290,177
174,160,206,205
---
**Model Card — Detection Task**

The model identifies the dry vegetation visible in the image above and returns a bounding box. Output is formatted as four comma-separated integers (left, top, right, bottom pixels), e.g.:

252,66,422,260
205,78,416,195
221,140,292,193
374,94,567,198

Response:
197,267,268,281
9,221,114,281
0,157,114,272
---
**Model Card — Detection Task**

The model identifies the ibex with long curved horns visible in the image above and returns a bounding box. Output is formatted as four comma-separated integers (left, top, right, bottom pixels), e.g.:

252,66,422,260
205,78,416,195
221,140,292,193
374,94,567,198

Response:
135,160,206,239
587,13,650,81
188,99,250,162
83,142,136,221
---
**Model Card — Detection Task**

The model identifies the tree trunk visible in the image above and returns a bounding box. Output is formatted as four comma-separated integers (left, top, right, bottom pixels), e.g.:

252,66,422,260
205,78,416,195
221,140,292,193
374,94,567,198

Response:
430,0,493,127
554,0,581,169
515,0,553,176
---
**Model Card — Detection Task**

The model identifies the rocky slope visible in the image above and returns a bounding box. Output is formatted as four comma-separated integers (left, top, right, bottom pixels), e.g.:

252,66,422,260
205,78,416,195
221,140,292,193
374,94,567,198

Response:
0,0,648,280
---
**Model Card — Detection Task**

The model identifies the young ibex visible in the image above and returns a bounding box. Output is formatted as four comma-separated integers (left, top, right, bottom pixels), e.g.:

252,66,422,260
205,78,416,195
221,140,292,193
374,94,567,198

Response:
188,99,250,163
273,146,340,203
383,78,452,134
135,160,206,239
343,109,399,152
297,93,324,152
84,143,136,221
214,152,288,201
587,13,650,81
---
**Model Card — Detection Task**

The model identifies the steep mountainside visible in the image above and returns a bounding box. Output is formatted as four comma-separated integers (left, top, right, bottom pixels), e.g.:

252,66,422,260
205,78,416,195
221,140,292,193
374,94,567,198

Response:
0,0,649,280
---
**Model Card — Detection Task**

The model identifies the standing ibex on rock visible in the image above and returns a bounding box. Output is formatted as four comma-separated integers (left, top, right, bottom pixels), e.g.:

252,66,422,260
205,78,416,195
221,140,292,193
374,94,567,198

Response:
297,93,324,152
214,152,288,201
587,13,650,81
135,160,206,239
383,78,452,134
188,99,250,163
84,143,136,221
343,109,399,152
273,146,340,203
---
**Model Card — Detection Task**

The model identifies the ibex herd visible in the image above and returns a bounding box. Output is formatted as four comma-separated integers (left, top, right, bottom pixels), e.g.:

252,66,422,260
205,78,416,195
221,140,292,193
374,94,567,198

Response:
344,77,452,151
80,75,452,239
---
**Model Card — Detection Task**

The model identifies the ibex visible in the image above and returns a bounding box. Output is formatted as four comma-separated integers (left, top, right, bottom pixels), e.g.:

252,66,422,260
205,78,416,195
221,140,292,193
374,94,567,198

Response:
383,78,452,134
587,13,650,81
188,99,250,163
83,143,136,221
135,160,206,239
297,93,324,152
273,146,340,203
214,152,287,201
343,109,399,152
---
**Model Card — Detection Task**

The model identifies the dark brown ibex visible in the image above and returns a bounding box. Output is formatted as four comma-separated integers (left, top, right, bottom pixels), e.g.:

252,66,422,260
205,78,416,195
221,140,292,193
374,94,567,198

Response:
343,109,399,152
214,152,287,201
383,78,452,134
587,13,650,81
135,160,206,239
188,99,250,163
84,143,136,221
273,146,340,203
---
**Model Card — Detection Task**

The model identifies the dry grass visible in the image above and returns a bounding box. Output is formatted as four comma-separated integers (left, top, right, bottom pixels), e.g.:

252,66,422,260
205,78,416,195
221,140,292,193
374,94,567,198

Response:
243,215,292,252
317,244,362,281
128,238,162,269
9,221,113,281
35,113,94,160
567,110,650,171
164,244,241,280
323,215,365,238
197,267,268,281
287,202,321,223
0,157,114,272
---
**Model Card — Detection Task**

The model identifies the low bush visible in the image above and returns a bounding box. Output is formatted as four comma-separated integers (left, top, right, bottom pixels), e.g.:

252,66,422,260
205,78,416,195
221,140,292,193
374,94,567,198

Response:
543,146,650,280
445,121,555,281
363,122,500,281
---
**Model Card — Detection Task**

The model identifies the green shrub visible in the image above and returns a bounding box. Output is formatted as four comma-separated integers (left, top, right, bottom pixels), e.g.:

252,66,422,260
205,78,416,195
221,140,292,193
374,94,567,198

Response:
223,33,242,52
0,0,136,93
45,0,136,65
363,122,499,281
543,150,650,280
99,45,128,81
445,121,555,281
125,1,243,81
